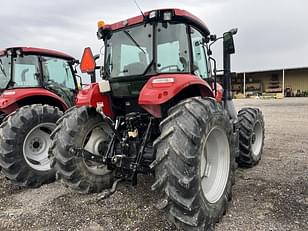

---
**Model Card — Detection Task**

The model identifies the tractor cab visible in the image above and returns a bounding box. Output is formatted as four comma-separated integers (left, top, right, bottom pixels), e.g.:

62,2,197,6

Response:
80,9,216,115
98,9,211,81
80,9,237,118
103,18,205,79
0,47,78,113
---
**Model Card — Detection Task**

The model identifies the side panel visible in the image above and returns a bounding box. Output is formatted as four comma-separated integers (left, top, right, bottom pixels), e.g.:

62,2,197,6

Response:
0,88,69,113
75,83,113,118
138,74,214,117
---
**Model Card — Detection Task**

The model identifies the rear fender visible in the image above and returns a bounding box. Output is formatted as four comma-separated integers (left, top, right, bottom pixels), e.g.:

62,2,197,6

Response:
138,74,214,118
0,88,69,114
213,83,224,102
75,83,113,118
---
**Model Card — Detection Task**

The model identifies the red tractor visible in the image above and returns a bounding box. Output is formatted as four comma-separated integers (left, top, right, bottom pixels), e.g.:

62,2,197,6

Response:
50,9,265,230
0,47,79,187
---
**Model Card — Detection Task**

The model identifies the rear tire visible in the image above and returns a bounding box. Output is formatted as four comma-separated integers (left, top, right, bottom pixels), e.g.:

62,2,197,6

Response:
50,106,114,194
237,108,265,167
152,97,236,230
0,104,62,187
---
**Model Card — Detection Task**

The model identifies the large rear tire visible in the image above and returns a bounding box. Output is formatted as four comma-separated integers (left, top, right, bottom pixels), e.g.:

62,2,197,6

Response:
50,106,114,194
152,97,236,230
237,108,265,167
0,104,62,187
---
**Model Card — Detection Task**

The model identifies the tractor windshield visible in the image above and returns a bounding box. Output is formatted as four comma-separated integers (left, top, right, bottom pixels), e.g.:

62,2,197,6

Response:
0,56,11,89
105,22,191,78
106,23,153,78
156,23,190,73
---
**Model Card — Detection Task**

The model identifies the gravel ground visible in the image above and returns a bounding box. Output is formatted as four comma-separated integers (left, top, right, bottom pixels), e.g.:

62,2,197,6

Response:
0,97,307,231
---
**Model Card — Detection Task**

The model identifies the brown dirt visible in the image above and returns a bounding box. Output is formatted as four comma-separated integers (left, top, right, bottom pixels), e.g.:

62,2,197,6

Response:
0,97,307,231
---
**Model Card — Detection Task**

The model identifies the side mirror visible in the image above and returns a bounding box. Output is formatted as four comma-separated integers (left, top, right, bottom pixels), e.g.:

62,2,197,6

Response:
229,28,238,35
80,47,96,73
223,28,238,54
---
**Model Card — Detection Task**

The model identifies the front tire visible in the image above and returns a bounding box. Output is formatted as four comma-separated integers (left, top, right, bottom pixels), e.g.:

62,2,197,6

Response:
0,104,62,187
50,106,114,194
152,97,236,230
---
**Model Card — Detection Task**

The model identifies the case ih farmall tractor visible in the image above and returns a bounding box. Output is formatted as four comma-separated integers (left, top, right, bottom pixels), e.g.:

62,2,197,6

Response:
0,47,78,187
50,9,265,230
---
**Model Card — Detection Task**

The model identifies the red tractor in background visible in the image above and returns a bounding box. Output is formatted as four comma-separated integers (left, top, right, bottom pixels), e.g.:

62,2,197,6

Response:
50,9,265,230
0,47,79,187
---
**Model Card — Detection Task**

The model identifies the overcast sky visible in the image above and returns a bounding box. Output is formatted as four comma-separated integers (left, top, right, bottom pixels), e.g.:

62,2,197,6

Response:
1,0,308,73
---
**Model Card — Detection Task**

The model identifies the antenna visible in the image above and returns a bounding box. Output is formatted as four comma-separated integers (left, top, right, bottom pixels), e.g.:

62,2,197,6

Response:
134,0,145,18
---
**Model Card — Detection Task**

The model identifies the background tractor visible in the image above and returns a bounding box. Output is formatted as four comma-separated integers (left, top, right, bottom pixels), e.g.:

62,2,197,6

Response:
50,9,265,230
0,47,78,187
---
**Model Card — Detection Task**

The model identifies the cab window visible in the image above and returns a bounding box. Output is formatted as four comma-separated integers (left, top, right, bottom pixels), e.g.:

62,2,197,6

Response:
42,57,75,89
191,27,209,79
157,23,190,73
13,55,40,87
0,56,11,89
105,23,153,77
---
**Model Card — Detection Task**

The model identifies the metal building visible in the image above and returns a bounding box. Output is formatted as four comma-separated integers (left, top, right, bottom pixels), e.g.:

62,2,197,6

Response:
233,67,308,97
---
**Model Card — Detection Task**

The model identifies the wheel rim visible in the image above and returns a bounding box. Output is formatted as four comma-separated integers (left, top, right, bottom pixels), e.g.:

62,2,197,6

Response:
251,121,263,156
23,123,56,171
200,127,230,204
82,124,111,175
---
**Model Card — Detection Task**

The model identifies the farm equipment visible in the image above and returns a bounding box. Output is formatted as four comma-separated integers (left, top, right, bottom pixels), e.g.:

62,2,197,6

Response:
50,9,265,230
0,47,78,187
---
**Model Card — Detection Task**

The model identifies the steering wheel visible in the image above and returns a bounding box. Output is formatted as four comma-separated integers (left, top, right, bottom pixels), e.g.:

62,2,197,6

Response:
159,65,181,72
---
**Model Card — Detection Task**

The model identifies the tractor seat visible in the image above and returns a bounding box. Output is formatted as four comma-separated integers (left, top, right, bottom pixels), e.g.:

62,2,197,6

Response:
21,68,29,82
123,62,146,76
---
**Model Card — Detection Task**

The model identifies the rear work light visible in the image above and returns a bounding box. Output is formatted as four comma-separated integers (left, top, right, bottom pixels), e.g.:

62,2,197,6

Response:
163,11,172,21
149,11,157,19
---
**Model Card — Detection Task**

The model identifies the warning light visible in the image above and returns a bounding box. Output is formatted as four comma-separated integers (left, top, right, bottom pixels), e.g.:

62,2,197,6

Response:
97,20,105,29
80,47,96,73
163,11,172,21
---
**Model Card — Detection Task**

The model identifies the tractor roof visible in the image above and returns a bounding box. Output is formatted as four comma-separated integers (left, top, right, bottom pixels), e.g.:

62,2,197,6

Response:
0,47,74,60
103,8,210,35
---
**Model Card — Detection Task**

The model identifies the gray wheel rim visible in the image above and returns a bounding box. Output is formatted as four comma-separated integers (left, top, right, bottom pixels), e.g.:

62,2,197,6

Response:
23,122,56,171
251,121,263,156
200,127,230,204
83,125,110,175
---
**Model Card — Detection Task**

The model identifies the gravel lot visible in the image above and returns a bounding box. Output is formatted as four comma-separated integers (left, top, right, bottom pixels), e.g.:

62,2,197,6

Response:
0,97,307,231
